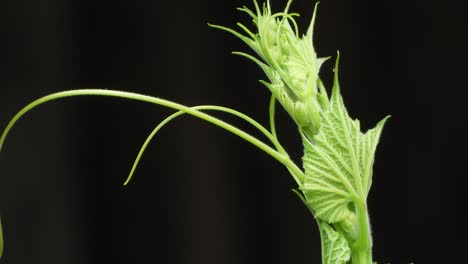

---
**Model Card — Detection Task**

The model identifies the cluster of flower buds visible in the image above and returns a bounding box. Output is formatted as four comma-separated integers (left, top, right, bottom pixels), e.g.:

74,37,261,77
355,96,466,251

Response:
211,0,329,137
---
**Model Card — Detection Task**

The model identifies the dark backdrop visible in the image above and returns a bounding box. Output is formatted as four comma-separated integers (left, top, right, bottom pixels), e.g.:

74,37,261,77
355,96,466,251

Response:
0,0,466,263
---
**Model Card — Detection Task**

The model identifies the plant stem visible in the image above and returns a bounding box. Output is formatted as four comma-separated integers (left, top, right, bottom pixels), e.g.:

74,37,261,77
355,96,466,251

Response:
351,202,373,264
351,250,372,264
0,89,305,185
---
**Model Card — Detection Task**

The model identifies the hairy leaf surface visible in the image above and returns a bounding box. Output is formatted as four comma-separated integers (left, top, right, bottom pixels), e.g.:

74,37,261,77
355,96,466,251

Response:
318,221,351,264
301,62,389,223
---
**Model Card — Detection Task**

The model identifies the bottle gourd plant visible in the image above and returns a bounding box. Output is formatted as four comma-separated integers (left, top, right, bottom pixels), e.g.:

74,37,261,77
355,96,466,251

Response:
0,0,389,263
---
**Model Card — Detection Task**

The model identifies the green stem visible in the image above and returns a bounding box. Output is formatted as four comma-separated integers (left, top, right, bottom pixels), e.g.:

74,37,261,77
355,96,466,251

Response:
351,249,372,264
0,89,305,185
351,202,373,264
268,95,277,138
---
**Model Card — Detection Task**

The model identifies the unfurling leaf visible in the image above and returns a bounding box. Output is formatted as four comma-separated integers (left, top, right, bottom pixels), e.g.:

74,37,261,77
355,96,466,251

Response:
301,57,389,224
317,220,351,264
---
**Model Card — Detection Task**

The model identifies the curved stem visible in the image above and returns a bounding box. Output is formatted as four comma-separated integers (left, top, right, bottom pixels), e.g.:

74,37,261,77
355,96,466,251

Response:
125,104,290,185
269,95,277,138
0,89,305,185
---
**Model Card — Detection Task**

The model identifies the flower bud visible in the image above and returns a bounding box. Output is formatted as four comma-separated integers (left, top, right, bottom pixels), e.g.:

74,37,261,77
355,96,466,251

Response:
212,0,328,135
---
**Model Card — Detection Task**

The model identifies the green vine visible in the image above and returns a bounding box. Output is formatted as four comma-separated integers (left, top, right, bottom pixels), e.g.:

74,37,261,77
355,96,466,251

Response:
0,1,389,263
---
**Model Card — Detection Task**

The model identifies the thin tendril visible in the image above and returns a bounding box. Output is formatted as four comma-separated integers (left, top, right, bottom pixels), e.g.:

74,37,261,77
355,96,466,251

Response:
0,89,305,186
125,104,289,184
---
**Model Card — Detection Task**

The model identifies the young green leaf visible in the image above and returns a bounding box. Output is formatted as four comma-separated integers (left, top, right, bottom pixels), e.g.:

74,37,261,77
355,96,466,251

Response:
301,57,389,224
293,189,351,264
318,220,351,264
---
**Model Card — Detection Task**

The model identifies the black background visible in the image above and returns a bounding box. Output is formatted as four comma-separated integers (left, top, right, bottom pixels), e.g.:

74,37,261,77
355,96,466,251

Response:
0,0,466,263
